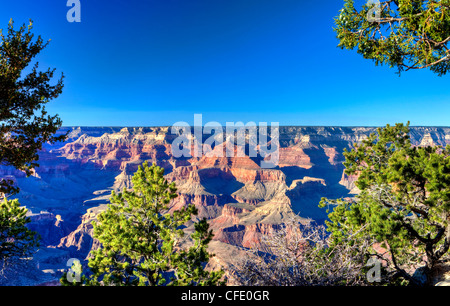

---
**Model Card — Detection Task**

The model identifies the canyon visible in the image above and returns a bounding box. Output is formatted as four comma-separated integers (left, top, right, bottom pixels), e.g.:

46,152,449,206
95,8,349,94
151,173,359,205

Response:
1,125,449,285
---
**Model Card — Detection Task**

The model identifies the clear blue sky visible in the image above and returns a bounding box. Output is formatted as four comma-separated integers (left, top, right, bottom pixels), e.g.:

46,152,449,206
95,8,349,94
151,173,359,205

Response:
1,0,449,126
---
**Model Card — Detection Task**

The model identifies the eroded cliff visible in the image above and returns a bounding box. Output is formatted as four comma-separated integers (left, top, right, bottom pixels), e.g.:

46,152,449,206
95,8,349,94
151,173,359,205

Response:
3,125,449,285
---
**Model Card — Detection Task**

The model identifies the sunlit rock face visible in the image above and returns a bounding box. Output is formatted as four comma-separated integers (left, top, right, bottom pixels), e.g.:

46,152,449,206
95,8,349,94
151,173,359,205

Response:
3,126,448,285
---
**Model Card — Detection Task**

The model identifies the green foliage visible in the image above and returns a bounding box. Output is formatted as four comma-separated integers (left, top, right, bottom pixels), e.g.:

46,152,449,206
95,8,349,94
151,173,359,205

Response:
320,122,450,285
0,19,66,195
0,197,39,268
73,162,224,286
60,259,88,286
335,0,450,75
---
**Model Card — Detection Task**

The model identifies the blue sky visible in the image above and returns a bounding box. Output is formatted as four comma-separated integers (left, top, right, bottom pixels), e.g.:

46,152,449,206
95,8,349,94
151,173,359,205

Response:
1,0,449,126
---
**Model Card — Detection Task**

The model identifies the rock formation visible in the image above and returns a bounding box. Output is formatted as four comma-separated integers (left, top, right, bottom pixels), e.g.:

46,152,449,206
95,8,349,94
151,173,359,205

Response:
2,125,449,285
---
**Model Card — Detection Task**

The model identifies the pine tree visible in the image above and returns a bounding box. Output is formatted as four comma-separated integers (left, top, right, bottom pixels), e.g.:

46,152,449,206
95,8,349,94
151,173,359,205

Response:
0,19,66,195
321,122,450,286
334,0,450,76
0,198,39,270
68,162,224,286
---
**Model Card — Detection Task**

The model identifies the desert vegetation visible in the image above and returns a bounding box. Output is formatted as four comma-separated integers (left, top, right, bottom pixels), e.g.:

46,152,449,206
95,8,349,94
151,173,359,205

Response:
61,162,225,286
235,123,450,286
2,0,450,286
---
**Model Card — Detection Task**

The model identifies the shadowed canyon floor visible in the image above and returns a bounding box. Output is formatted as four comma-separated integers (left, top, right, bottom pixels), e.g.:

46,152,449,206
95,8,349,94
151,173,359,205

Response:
1,126,449,285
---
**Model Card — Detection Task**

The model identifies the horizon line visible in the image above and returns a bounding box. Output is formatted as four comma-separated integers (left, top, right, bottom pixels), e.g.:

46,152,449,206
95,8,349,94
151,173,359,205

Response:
58,125,450,128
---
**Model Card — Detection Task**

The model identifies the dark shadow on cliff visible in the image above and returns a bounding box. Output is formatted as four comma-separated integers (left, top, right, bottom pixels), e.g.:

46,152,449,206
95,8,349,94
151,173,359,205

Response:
15,154,119,248
198,168,245,196
279,146,352,224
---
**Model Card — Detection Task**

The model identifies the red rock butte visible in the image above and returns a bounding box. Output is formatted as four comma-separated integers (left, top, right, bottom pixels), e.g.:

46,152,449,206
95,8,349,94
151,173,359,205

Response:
2,125,449,285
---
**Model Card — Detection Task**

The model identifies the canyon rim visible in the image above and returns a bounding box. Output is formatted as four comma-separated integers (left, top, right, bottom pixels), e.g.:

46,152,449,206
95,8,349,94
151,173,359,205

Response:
1,125,449,285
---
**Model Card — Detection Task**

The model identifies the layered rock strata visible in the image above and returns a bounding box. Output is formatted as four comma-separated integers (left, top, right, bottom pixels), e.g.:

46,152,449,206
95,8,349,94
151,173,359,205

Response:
2,126,448,285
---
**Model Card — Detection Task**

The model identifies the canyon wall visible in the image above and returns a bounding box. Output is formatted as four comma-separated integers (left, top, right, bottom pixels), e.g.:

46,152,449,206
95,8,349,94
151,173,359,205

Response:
2,125,449,285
